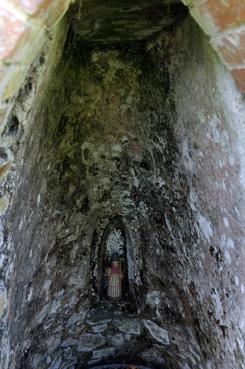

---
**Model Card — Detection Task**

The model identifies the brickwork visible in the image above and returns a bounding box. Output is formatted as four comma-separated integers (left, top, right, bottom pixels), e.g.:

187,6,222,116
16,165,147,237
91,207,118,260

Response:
182,0,245,92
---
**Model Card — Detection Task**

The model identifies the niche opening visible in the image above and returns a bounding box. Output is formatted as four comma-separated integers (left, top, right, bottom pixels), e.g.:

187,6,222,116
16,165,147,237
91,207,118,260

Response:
95,216,136,310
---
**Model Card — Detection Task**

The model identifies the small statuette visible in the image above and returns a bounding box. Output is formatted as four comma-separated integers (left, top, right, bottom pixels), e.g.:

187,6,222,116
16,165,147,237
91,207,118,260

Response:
107,253,123,299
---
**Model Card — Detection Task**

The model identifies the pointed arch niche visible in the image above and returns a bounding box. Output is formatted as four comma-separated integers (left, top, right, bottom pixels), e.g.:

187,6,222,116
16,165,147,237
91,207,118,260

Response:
95,216,136,307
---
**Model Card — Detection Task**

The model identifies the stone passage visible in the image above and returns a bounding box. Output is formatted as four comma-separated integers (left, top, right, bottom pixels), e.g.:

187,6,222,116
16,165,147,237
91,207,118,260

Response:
0,2,244,369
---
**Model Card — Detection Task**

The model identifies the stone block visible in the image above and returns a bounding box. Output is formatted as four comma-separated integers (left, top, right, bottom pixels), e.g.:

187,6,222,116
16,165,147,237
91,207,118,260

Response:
67,310,88,326
77,334,106,352
230,68,245,93
91,347,116,361
143,320,170,345
10,0,73,26
212,27,245,65
108,333,124,347
113,317,141,335
0,6,26,61
91,323,108,333
86,309,112,326
10,0,54,16
191,0,245,35
0,0,67,66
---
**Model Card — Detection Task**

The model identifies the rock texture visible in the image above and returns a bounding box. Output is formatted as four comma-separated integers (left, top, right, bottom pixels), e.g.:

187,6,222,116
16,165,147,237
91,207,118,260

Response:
70,0,186,41
0,12,244,369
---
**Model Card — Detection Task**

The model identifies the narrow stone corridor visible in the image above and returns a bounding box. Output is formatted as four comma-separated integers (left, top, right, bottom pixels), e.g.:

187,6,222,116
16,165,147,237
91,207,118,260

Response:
0,2,244,369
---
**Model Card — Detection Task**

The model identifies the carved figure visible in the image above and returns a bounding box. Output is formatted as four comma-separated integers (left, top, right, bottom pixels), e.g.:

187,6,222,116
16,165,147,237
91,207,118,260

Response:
107,253,123,299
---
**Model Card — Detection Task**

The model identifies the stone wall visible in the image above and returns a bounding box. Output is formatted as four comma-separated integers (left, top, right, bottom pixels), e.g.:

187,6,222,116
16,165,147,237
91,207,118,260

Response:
166,17,245,368
0,16,70,369
0,13,244,369
0,0,74,139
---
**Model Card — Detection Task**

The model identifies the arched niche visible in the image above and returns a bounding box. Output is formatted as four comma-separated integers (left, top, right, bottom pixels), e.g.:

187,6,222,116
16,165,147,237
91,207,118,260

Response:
95,216,136,307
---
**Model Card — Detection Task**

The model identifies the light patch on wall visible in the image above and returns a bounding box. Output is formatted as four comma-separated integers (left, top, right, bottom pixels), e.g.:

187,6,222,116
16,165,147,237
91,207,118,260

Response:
226,238,235,249
209,115,222,145
223,217,229,228
0,283,6,318
211,290,223,321
189,188,198,211
106,228,124,258
215,58,245,189
224,249,232,264
229,154,235,166
182,136,195,172
197,214,213,241
234,276,240,287
239,144,245,189
37,193,41,205
147,290,162,319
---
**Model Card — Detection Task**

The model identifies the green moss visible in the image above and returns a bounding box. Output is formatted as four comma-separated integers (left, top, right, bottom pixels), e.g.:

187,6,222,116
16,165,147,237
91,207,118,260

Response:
38,39,171,203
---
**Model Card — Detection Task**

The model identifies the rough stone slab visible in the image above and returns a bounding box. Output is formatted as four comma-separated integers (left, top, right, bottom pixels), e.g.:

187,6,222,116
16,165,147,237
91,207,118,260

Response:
61,338,78,348
87,310,112,326
113,317,141,335
67,310,88,327
91,347,116,360
143,320,169,345
91,323,108,333
48,353,62,369
108,333,125,347
59,359,77,369
77,334,106,352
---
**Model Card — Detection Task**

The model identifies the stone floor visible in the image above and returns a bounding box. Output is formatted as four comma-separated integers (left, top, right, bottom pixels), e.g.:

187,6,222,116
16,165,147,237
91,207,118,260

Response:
55,303,170,368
